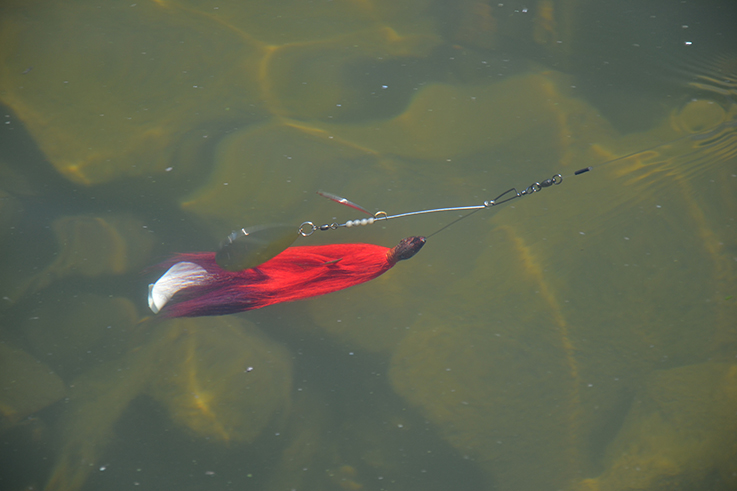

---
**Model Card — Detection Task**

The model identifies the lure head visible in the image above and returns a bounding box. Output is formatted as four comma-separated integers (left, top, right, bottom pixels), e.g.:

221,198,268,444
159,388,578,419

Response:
387,236,426,264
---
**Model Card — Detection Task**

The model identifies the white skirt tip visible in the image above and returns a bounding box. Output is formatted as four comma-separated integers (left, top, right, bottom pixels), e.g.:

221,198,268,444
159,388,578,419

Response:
148,261,210,314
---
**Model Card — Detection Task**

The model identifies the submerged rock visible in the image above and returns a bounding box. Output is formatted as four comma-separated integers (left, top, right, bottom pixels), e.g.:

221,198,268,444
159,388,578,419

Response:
0,341,66,433
43,316,291,491
576,363,737,491
6,214,154,303
148,319,292,443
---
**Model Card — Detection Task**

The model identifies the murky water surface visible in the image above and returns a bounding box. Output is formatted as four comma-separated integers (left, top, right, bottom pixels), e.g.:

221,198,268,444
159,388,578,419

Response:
1,1,736,490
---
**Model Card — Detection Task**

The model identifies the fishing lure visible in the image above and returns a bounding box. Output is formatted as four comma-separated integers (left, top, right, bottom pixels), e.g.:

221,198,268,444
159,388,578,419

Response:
147,175,560,318
146,171,573,318
148,236,425,317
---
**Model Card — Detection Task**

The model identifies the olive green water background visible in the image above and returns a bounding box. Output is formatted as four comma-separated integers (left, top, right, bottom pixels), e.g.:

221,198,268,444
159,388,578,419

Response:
1,1,736,490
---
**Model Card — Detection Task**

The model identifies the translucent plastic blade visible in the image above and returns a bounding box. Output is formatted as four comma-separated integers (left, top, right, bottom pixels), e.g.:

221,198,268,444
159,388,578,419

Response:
215,224,297,271
317,190,372,216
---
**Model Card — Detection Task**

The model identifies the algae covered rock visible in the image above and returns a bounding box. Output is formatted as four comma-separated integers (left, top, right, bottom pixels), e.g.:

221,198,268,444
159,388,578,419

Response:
22,294,139,379
0,341,66,433
300,71,590,162
148,318,292,443
0,0,264,186
180,121,383,231
6,214,155,303
388,226,585,491
577,363,737,491
44,315,292,491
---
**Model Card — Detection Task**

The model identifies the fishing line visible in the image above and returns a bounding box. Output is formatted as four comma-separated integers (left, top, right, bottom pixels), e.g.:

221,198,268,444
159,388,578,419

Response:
301,174,561,239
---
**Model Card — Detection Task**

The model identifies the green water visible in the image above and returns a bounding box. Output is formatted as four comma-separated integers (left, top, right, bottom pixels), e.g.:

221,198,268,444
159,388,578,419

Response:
1,1,736,490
